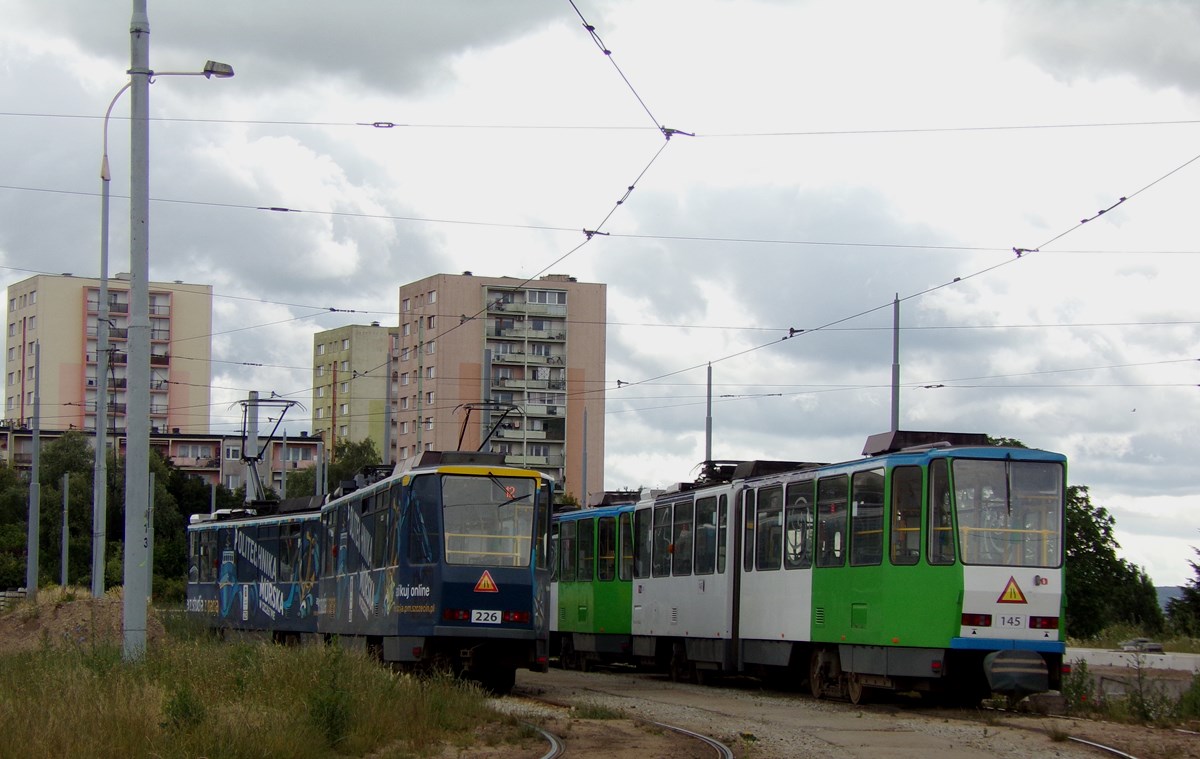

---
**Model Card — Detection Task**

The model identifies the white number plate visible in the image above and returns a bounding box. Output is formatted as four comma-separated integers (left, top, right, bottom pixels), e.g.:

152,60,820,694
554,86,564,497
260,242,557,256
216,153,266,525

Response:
472,609,501,624
997,615,1025,628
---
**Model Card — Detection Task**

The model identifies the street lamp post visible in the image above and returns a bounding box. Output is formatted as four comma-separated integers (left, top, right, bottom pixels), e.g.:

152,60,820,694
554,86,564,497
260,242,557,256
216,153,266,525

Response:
119,0,232,659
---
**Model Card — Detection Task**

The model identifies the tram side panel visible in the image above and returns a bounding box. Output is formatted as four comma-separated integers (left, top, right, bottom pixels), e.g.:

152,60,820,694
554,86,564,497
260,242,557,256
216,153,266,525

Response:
186,515,322,639
632,486,738,674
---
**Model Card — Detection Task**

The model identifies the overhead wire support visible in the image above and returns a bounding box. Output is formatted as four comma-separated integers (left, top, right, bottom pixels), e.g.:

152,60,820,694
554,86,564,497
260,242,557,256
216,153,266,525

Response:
568,0,664,133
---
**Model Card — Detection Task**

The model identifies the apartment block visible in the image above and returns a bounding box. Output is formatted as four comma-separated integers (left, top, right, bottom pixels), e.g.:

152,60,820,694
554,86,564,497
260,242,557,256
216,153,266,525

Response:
310,322,394,455
4,273,212,434
0,426,319,492
392,273,606,503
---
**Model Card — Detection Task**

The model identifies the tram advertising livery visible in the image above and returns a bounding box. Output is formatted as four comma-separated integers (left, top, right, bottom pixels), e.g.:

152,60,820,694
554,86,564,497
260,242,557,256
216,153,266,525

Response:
187,451,553,694
551,431,1068,705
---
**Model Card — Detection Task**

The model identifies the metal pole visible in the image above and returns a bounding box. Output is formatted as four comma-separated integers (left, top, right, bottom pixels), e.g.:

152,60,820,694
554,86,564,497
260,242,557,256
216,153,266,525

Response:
280,428,288,500
25,342,41,598
891,294,900,433
705,363,713,463
122,0,151,660
93,82,126,600
245,390,259,503
147,471,154,601
61,473,69,587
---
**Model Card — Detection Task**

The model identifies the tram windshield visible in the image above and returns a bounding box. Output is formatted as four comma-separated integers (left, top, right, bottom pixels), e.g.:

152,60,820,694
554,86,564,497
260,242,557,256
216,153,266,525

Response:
442,474,538,567
952,459,1063,568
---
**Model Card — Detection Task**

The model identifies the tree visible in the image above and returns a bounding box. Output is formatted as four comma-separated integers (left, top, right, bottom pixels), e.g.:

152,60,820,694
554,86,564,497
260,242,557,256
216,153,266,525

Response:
285,437,381,497
1064,485,1163,637
1167,548,1200,636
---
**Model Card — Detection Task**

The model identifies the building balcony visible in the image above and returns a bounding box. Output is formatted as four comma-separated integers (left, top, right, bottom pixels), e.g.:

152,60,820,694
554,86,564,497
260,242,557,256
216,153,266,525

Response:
87,301,129,314
150,353,169,367
504,454,564,468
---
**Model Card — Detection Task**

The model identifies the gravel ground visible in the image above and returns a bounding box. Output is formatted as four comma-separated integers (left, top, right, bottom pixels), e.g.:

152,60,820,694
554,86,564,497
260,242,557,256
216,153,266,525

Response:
504,668,1200,759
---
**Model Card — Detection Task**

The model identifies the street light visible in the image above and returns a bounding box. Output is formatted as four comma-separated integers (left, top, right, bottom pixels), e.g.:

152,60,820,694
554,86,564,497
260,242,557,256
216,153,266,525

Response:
110,3,232,661
93,60,234,601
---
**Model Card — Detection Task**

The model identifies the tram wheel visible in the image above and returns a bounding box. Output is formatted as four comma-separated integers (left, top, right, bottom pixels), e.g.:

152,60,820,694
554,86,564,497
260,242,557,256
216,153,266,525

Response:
847,674,870,705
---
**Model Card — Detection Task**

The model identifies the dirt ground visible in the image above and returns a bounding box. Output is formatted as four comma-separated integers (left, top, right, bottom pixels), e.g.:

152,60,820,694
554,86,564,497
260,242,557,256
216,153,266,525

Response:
0,587,166,655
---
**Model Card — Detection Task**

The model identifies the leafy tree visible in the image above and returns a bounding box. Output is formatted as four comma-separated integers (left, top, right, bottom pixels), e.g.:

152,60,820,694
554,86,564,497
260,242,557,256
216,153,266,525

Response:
1064,485,1162,637
285,437,381,498
1167,548,1200,636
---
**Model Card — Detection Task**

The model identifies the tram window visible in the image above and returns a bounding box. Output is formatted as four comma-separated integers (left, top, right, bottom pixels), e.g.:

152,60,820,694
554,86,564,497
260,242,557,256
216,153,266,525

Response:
850,469,884,566
755,485,783,571
597,516,616,581
372,501,390,569
928,459,954,565
784,480,813,569
652,505,673,577
238,526,263,583
634,508,652,579
672,501,694,576
536,484,552,571
559,520,577,582
889,466,922,565
407,474,441,564
717,495,728,574
694,496,717,575
550,523,560,581
743,489,756,572
618,512,634,581
816,475,848,568
578,517,595,582
279,523,300,582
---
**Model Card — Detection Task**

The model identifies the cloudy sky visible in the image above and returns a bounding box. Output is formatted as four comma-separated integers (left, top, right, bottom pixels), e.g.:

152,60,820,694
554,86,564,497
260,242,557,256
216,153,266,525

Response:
2,1,1198,586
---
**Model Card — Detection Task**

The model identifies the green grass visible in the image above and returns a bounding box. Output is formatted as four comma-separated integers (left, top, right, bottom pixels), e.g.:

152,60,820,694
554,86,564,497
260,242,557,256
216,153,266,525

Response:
1067,622,1200,654
0,629,524,759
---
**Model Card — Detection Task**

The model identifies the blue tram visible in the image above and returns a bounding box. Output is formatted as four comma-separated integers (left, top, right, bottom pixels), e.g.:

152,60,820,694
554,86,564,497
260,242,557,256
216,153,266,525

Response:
187,451,554,694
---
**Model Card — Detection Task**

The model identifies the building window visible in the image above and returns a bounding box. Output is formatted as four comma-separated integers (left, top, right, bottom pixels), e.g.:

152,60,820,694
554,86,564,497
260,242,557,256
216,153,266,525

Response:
316,365,325,377
426,315,435,329
425,366,435,379
26,316,35,330
402,298,410,312
316,408,324,419
5,348,13,361
399,446,408,459
340,403,349,414
400,372,409,386
340,382,349,392
529,444,549,457
341,338,350,350
316,387,325,398
428,290,437,304
425,391,434,404
317,344,326,356
424,417,433,430
340,360,349,371
424,340,435,355
339,425,348,436
403,323,411,336
400,421,409,434
400,396,409,410
225,446,241,460
7,299,14,313
6,323,13,337
400,347,411,361
28,291,35,305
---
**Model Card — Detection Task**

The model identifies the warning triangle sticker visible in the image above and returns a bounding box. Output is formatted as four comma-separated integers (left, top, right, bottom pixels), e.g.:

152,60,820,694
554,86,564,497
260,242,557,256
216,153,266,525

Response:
474,570,499,593
997,576,1028,604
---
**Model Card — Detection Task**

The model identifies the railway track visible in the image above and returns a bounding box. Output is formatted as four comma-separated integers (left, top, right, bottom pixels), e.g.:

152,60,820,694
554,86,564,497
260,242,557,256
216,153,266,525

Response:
504,688,735,758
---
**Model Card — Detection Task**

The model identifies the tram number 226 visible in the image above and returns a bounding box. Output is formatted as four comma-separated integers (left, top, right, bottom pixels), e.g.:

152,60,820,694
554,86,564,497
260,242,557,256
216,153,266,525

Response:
472,609,501,624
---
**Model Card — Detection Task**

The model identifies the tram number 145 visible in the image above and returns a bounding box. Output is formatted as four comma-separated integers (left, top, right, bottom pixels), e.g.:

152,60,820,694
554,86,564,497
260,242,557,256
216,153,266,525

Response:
472,610,501,624
997,615,1025,628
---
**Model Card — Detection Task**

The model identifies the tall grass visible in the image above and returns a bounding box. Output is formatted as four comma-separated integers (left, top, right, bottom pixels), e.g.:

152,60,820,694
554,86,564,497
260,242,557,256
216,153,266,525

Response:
0,631,517,759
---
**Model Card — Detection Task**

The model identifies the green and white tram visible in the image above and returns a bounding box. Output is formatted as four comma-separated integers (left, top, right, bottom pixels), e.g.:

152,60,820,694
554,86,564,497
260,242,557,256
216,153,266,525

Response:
631,431,1066,704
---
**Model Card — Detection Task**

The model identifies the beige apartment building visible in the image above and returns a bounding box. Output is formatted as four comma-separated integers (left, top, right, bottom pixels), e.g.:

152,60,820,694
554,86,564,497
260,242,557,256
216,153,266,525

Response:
4,273,212,434
392,273,606,503
309,322,394,454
